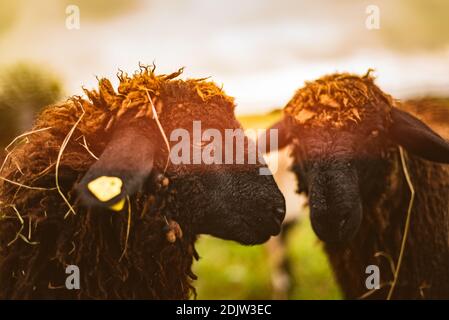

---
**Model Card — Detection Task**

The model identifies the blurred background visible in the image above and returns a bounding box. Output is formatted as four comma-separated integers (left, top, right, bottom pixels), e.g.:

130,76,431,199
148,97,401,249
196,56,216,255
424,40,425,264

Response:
1,0,448,299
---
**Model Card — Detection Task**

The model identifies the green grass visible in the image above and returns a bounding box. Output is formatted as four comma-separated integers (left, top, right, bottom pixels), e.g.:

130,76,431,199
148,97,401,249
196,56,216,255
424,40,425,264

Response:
287,216,341,299
192,112,342,300
193,214,341,300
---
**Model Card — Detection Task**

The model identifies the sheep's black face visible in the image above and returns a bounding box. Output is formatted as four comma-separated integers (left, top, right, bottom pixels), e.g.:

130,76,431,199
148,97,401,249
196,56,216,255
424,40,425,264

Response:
278,102,449,245
271,71,449,245
290,127,365,243
172,163,285,245
164,109,286,245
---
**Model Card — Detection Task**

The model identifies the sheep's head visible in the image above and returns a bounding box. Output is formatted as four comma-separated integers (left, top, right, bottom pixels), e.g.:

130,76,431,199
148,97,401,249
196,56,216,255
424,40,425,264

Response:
269,71,449,244
77,66,285,245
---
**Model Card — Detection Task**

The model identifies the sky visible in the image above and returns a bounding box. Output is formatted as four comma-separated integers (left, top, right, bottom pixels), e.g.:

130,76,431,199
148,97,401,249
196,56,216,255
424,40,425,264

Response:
1,0,449,114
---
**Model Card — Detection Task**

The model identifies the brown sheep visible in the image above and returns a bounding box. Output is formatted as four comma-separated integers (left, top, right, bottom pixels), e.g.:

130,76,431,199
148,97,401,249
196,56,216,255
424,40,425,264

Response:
0,66,285,299
268,71,449,299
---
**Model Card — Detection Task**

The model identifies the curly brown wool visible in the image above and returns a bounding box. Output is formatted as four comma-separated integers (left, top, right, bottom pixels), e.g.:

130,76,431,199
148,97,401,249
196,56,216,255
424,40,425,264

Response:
0,66,236,299
284,70,395,128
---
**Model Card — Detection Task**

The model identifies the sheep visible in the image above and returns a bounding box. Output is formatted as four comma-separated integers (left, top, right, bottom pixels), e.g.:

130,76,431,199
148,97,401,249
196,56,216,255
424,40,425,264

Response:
0,66,285,299
267,71,449,299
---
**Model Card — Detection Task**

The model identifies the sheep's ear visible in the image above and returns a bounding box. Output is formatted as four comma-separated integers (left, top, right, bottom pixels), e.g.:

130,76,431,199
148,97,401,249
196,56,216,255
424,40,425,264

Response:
77,121,157,211
259,119,291,153
389,107,449,163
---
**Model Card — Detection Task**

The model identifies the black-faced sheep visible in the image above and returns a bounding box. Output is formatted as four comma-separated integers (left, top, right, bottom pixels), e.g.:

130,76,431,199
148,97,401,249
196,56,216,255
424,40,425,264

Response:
268,71,449,299
0,66,285,299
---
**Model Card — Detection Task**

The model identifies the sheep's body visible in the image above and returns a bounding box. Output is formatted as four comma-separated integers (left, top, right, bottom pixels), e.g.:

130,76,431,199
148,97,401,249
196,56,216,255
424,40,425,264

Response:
0,181,196,299
0,95,197,299
322,148,449,299
320,99,449,299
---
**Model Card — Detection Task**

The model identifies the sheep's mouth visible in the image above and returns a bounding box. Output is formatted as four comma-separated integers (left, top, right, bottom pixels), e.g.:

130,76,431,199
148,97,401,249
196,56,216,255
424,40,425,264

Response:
310,201,363,244
234,216,282,245
197,213,282,246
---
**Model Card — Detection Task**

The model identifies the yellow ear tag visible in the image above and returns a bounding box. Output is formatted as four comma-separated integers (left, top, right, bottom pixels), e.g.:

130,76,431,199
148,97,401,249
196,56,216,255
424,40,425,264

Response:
87,176,123,203
109,198,126,212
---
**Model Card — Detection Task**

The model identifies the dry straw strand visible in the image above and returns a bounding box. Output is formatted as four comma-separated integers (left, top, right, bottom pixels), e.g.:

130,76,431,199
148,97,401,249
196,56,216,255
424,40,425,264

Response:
1,127,52,174
58,102,86,219
5,205,37,246
146,90,171,173
18,233,39,245
4,127,52,153
374,251,396,276
119,196,132,262
79,135,99,160
358,281,393,300
0,176,56,191
387,146,415,300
